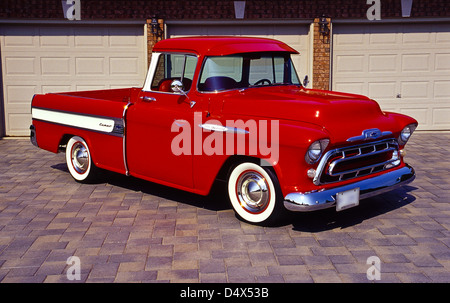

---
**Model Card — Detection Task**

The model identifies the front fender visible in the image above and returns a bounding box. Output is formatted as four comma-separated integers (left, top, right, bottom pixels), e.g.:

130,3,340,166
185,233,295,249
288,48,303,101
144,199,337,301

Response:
262,120,330,197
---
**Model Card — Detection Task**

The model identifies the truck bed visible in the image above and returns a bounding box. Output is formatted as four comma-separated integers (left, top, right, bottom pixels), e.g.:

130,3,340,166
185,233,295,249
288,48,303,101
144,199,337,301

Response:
57,87,141,102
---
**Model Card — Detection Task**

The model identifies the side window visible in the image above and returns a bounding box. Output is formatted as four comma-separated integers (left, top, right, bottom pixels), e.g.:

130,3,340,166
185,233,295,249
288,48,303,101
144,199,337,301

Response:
198,56,243,92
151,53,198,92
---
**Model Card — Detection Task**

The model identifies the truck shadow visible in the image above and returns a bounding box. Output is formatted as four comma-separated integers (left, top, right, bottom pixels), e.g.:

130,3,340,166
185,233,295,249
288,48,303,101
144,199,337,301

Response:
101,167,417,231
100,167,232,212
52,163,417,231
286,186,417,232
51,162,230,211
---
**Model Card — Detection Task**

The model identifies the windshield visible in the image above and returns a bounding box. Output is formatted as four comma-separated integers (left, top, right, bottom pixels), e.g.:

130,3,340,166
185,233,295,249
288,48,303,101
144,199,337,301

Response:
198,52,300,92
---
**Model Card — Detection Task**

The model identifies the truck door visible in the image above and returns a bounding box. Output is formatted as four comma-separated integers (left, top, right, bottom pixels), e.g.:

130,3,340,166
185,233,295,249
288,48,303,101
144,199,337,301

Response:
126,53,199,189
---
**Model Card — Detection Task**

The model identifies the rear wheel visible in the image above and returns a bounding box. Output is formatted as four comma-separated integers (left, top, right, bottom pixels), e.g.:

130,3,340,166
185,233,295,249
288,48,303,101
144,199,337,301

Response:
65,136,98,182
227,162,283,225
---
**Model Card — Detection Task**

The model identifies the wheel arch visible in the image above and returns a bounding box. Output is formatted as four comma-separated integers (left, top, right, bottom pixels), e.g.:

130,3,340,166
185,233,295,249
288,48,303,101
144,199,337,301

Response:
215,155,280,182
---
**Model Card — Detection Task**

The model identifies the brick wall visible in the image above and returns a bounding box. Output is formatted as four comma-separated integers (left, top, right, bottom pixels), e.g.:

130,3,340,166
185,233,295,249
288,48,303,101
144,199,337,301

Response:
312,17,331,91
0,0,449,19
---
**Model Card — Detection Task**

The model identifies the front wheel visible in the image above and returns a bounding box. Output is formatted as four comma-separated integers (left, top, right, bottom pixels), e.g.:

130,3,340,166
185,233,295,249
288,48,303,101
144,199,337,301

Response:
227,162,284,225
65,136,98,182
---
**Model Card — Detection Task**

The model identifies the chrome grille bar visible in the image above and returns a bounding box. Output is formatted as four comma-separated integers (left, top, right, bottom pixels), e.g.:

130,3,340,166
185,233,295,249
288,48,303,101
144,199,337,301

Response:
313,139,399,185
328,147,396,176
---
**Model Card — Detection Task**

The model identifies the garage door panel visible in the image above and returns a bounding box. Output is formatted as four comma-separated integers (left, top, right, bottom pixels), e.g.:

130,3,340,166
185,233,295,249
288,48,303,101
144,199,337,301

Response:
4,34,34,47
6,85,37,105
74,35,105,48
75,57,105,75
42,85,72,94
400,81,430,99
369,54,397,72
400,108,430,126
436,30,450,43
435,53,450,71
433,108,450,128
369,31,398,45
368,82,397,99
334,82,366,96
39,27,72,48
1,24,146,136
7,113,32,133
335,55,365,73
434,81,450,99
109,57,141,76
401,53,431,72
76,85,107,91
333,23,450,130
402,27,432,44
40,57,72,75
5,57,36,75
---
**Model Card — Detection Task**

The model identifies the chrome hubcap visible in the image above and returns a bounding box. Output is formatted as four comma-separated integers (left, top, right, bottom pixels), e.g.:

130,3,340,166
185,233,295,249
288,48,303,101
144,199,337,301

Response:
236,171,270,214
71,142,89,174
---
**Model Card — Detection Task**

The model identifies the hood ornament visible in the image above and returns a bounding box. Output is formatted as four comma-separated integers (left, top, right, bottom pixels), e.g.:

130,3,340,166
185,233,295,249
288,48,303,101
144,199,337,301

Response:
347,128,392,142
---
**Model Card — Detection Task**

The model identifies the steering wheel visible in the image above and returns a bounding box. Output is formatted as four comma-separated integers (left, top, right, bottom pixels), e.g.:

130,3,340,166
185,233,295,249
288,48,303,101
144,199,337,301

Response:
254,78,272,86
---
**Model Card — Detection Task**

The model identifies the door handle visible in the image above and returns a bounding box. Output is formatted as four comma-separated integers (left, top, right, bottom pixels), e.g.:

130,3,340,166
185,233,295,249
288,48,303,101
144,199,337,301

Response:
141,96,156,102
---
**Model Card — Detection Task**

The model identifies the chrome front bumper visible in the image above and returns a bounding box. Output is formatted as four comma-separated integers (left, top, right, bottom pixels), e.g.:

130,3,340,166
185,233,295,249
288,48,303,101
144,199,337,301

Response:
283,164,415,212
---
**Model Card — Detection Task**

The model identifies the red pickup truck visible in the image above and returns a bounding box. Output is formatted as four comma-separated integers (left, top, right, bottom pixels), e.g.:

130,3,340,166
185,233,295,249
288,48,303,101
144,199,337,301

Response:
30,36,417,225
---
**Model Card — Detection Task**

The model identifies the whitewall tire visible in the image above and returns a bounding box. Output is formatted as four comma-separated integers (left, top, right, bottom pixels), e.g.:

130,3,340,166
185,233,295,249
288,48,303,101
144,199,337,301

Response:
66,136,97,182
227,162,282,224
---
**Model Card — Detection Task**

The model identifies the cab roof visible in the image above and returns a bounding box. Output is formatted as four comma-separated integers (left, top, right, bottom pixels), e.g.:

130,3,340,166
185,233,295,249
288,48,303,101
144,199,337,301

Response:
152,36,299,56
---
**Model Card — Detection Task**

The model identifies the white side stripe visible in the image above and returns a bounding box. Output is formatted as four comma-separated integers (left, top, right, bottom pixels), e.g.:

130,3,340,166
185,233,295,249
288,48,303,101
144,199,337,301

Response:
32,108,115,133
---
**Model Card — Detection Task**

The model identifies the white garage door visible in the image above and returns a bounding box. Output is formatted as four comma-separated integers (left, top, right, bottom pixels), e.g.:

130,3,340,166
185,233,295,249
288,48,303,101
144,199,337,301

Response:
167,23,311,87
332,23,450,130
0,24,147,136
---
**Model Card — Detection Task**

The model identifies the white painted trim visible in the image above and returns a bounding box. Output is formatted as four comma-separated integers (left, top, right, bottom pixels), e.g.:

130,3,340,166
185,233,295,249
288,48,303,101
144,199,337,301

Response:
308,22,315,88
142,52,162,92
32,108,115,133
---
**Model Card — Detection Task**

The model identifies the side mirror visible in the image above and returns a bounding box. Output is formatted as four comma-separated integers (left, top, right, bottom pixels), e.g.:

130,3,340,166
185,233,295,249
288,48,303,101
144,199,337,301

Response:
303,75,309,87
171,79,185,93
171,79,196,108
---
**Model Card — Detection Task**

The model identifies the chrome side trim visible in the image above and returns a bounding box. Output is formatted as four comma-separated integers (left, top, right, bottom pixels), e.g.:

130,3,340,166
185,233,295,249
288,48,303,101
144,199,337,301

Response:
122,102,133,176
284,164,415,212
199,123,249,134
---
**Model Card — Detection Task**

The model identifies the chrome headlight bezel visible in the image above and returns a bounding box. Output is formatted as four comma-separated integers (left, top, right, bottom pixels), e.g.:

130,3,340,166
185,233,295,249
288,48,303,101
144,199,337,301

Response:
305,139,330,165
398,124,417,145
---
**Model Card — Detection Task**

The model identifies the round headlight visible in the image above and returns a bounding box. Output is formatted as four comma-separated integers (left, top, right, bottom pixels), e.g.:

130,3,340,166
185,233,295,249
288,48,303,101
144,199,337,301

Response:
305,139,329,164
400,126,411,142
398,124,416,145
307,141,322,162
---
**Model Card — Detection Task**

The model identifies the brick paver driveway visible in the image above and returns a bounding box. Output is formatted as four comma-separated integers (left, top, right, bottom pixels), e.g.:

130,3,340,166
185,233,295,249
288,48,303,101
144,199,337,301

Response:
0,132,449,283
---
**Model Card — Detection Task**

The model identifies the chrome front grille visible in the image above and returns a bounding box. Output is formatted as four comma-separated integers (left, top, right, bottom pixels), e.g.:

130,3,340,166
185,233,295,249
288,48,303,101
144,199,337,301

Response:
313,139,400,185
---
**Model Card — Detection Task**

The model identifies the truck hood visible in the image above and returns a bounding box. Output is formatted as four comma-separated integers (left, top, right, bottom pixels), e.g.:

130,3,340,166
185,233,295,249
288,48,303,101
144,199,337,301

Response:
221,86,398,144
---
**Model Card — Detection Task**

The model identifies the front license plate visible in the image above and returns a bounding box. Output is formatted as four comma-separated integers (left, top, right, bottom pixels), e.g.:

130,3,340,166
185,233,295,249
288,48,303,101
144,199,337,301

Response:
336,188,360,211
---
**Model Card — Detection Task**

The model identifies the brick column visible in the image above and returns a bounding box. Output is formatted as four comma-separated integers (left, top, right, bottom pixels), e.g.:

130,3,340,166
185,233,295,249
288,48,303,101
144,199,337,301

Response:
147,18,164,67
312,17,331,90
